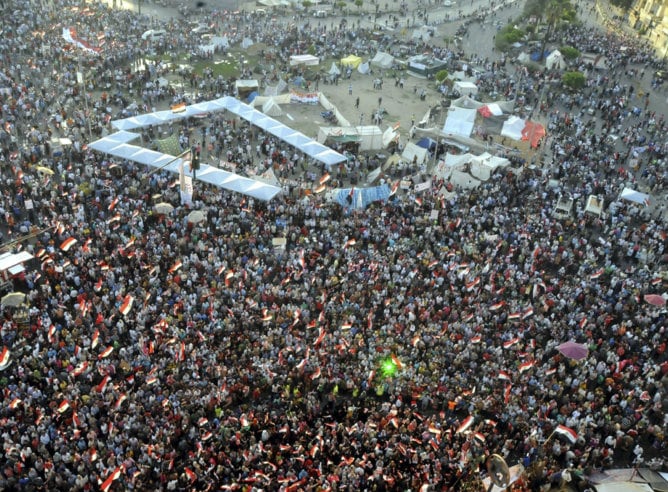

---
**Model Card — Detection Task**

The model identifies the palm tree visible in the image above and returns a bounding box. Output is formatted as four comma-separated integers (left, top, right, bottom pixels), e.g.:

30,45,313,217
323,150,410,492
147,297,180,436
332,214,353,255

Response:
524,0,576,61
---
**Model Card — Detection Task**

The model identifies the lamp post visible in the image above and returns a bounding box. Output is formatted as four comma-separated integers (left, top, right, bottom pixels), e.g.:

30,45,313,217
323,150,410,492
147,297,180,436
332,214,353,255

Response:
77,55,93,141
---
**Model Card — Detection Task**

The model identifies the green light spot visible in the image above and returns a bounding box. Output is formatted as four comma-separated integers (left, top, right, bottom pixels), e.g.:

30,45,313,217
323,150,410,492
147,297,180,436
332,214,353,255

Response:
381,358,398,378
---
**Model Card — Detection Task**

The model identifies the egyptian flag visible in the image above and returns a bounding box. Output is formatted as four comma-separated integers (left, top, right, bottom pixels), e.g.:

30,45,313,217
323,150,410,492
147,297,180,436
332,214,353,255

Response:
465,277,480,291
314,328,326,347
100,467,122,492
497,370,511,381
590,268,604,280
503,338,519,349
319,173,331,185
390,180,400,195
519,360,535,374
98,346,114,359
0,346,10,370
119,295,134,315
114,393,127,410
95,375,110,393
555,424,578,443
168,261,182,274
490,301,505,311
456,415,474,434
91,329,100,349
57,400,71,414
503,384,512,404
391,354,404,370
60,237,78,251
473,432,486,445
171,102,187,113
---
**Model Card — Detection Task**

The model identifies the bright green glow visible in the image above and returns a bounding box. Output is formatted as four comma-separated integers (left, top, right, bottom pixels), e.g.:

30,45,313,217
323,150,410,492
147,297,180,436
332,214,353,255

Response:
381,358,398,378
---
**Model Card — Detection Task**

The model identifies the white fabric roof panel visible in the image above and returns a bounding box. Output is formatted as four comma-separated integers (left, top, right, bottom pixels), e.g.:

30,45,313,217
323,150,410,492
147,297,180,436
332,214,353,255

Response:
443,107,477,137
88,133,282,201
107,96,347,168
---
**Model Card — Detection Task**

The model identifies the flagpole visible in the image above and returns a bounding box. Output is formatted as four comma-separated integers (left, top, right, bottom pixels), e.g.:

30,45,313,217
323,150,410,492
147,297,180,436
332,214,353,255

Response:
542,430,557,447
145,148,190,178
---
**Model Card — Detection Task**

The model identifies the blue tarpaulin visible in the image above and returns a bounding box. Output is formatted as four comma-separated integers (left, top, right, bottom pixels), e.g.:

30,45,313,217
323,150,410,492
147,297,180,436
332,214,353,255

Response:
416,137,436,150
335,184,391,209
530,50,550,61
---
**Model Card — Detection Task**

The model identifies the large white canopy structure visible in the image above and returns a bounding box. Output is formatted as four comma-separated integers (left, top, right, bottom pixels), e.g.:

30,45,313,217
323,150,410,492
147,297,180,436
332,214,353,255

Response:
110,96,347,167
90,97,349,201
89,132,283,201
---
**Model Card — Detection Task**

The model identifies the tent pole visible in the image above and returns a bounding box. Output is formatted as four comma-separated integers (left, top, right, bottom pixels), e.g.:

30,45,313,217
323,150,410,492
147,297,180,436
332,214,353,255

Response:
145,148,190,178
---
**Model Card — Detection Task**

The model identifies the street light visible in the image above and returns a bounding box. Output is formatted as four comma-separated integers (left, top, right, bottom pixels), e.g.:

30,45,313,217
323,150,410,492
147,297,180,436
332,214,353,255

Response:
77,55,93,141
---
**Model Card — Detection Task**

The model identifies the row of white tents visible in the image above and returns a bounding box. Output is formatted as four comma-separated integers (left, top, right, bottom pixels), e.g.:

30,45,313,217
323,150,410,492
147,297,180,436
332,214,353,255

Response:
90,97,350,201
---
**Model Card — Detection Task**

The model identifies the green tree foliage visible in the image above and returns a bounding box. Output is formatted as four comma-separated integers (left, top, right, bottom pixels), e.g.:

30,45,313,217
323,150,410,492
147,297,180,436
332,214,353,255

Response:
559,46,580,59
562,71,585,91
435,69,449,82
531,0,577,61
609,0,634,11
495,25,525,52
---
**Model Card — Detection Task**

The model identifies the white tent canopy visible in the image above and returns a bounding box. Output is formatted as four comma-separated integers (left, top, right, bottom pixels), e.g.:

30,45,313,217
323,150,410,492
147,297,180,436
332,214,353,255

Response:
110,96,347,167
453,81,478,96
357,62,370,74
546,49,567,70
501,115,526,141
401,142,429,165
451,95,483,109
289,54,320,66
89,134,282,200
235,79,259,91
443,107,477,137
317,126,383,151
262,98,283,116
469,152,510,180
371,52,394,69
620,187,650,206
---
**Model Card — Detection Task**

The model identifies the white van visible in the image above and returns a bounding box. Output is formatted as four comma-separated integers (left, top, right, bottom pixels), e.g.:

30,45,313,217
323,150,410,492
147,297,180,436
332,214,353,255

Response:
141,29,167,42
314,10,328,17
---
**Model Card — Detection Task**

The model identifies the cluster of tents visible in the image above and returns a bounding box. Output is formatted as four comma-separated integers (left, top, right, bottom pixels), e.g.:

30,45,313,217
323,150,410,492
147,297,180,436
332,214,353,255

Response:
516,49,609,71
442,95,546,148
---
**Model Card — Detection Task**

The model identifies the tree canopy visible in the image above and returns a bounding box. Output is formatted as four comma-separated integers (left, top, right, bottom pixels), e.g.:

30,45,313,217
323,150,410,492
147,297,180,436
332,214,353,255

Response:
609,0,634,11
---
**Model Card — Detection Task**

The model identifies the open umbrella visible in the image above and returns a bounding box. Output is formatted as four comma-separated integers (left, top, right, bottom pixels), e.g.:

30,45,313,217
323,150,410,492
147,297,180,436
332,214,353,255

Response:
154,202,174,214
1,292,26,308
187,210,206,224
35,165,55,175
644,294,666,307
557,341,589,360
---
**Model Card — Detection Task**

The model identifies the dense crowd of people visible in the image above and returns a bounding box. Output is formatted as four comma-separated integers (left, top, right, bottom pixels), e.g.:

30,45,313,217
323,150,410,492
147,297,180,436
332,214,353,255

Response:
0,0,667,491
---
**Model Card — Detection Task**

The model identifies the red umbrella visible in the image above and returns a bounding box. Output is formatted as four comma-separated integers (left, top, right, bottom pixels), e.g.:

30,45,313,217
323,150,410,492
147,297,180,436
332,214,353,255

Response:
644,294,666,307
557,341,589,361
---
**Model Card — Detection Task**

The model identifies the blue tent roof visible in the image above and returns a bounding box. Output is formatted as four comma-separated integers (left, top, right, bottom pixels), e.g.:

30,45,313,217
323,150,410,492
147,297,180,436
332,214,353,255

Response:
416,137,436,150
